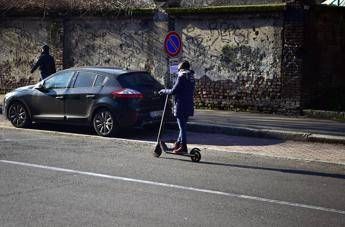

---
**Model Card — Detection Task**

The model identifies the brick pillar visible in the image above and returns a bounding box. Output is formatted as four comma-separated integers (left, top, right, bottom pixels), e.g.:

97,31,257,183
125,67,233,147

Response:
281,0,305,114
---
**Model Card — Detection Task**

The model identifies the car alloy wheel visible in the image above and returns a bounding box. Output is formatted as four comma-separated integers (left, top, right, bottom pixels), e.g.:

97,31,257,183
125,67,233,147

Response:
93,109,116,137
8,102,30,128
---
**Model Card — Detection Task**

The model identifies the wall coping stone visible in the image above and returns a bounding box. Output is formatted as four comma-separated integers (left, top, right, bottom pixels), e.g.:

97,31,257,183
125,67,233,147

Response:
166,3,286,15
0,7,155,17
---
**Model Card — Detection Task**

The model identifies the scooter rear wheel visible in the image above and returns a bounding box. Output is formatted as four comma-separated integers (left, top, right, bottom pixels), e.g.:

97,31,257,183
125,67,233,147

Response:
153,143,162,157
190,148,201,162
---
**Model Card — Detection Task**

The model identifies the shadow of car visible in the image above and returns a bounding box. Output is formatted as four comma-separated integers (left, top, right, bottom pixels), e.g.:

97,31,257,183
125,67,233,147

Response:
3,66,166,137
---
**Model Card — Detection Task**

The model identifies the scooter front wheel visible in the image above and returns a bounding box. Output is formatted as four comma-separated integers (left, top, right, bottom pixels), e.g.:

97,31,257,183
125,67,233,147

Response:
190,148,201,162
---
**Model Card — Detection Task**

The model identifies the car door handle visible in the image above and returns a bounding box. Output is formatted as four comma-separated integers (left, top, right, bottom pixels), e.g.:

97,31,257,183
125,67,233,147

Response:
86,94,95,99
55,96,64,100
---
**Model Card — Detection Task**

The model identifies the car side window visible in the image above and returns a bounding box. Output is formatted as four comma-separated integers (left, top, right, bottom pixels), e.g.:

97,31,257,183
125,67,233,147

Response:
94,75,117,87
74,71,97,88
45,71,74,89
94,75,106,87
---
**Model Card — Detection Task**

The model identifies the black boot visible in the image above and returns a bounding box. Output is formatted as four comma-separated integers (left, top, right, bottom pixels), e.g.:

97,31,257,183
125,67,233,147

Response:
173,143,187,154
173,141,181,150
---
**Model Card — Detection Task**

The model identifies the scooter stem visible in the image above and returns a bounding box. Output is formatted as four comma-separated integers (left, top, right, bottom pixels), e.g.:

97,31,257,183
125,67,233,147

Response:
156,94,169,143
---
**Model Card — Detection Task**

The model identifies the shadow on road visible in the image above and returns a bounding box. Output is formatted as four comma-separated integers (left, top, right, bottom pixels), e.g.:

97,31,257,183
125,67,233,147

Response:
27,123,284,147
161,157,345,180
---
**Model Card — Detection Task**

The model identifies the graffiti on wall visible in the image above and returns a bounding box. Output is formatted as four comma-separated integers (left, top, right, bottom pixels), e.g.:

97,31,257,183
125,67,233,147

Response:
65,19,167,81
179,18,282,82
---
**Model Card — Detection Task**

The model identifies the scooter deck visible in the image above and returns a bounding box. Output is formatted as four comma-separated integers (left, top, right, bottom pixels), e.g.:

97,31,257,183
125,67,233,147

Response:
159,141,197,157
164,151,195,157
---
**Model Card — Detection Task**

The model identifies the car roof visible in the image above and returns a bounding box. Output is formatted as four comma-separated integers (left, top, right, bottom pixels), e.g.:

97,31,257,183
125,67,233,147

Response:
67,66,146,76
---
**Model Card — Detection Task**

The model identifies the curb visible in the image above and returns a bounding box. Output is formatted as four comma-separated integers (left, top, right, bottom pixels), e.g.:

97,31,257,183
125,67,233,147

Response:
303,109,345,121
167,122,345,145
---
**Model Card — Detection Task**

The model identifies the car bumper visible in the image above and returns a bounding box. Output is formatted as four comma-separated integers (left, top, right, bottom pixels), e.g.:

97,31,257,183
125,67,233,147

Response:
117,109,163,128
137,111,163,127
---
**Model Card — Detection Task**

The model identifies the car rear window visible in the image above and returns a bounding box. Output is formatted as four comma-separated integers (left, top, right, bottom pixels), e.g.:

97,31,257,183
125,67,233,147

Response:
74,71,97,88
117,72,162,89
94,75,106,87
93,75,117,87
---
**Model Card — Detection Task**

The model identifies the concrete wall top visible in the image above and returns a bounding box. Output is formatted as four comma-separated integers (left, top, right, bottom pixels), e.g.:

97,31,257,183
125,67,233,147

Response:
179,0,284,7
0,0,156,17
0,0,156,10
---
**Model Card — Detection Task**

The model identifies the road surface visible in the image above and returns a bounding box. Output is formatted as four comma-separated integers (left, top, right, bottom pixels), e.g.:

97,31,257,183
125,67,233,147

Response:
0,127,344,226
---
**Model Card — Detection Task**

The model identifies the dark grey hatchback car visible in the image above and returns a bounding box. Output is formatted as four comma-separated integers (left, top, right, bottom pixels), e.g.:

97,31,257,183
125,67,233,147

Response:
3,67,165,136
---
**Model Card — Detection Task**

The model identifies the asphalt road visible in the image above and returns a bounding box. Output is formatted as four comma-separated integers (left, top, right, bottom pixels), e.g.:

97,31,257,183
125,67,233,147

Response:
0,127,345,226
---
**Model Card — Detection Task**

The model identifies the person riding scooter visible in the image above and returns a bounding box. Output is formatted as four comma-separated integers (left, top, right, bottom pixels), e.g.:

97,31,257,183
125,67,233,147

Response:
159,60,195,154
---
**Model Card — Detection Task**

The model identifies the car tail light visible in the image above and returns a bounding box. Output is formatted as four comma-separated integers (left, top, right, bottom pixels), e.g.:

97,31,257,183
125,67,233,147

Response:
111,88,143,99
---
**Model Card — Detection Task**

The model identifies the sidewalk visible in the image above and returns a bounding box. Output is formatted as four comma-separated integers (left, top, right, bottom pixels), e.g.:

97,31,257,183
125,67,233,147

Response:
179,109,345,145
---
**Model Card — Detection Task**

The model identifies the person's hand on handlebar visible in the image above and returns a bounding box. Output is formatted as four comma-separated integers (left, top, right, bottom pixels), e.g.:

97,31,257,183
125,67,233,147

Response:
158,89,166,95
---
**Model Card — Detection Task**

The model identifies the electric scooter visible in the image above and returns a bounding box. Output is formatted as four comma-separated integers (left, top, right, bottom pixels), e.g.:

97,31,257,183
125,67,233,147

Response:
153,94,201,162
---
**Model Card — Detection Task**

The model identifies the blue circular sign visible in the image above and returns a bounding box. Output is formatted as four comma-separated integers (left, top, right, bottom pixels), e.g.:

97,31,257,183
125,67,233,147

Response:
164,31,182,57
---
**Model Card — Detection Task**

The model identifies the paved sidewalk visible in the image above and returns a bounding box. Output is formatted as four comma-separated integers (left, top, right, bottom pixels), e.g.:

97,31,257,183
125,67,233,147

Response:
1,106,345,165
179,109,345,145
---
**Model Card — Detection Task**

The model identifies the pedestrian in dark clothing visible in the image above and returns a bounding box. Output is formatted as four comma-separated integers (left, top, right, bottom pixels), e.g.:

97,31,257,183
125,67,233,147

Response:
159,60,195,154
31,45,56,80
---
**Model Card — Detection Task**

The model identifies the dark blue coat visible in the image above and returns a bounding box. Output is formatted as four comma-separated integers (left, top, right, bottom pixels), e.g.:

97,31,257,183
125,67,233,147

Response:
31,51,56,79
161,70,195,117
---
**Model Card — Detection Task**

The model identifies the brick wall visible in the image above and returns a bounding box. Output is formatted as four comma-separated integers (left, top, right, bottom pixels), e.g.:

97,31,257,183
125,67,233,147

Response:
194,74,282,112
303,5,345,111
280,0,305,114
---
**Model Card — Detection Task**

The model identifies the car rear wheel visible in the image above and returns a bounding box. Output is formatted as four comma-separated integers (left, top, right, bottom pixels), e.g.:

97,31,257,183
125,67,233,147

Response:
93,109,118,137
8,102,31,128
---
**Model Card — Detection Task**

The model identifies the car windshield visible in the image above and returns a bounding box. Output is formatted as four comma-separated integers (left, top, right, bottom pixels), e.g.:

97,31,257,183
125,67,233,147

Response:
117,72,163,89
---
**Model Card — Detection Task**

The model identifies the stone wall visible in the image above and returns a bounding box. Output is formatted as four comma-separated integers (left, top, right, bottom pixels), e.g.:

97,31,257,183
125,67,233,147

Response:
174,13,284,112
1,3,343,113
0,18,63,93
0,6,290,113
63,18,167,80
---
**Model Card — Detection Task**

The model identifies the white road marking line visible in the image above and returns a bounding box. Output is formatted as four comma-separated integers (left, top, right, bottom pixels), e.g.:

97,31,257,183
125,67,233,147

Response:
0,138,48,142
1,159,344,215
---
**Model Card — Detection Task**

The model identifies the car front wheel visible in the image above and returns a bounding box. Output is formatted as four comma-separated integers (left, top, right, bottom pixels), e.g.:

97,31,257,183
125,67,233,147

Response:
93,109,118,137
8,102,31,128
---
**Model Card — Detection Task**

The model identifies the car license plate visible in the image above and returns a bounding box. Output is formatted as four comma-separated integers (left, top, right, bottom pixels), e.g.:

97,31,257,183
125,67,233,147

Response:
150,110,163,118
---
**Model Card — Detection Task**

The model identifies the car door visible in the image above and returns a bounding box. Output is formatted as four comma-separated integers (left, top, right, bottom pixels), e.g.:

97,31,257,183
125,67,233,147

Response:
30,70,75,121
64,71,102,123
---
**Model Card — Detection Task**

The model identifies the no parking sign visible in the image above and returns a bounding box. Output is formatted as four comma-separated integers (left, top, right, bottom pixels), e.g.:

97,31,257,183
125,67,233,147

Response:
164,31,182,58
